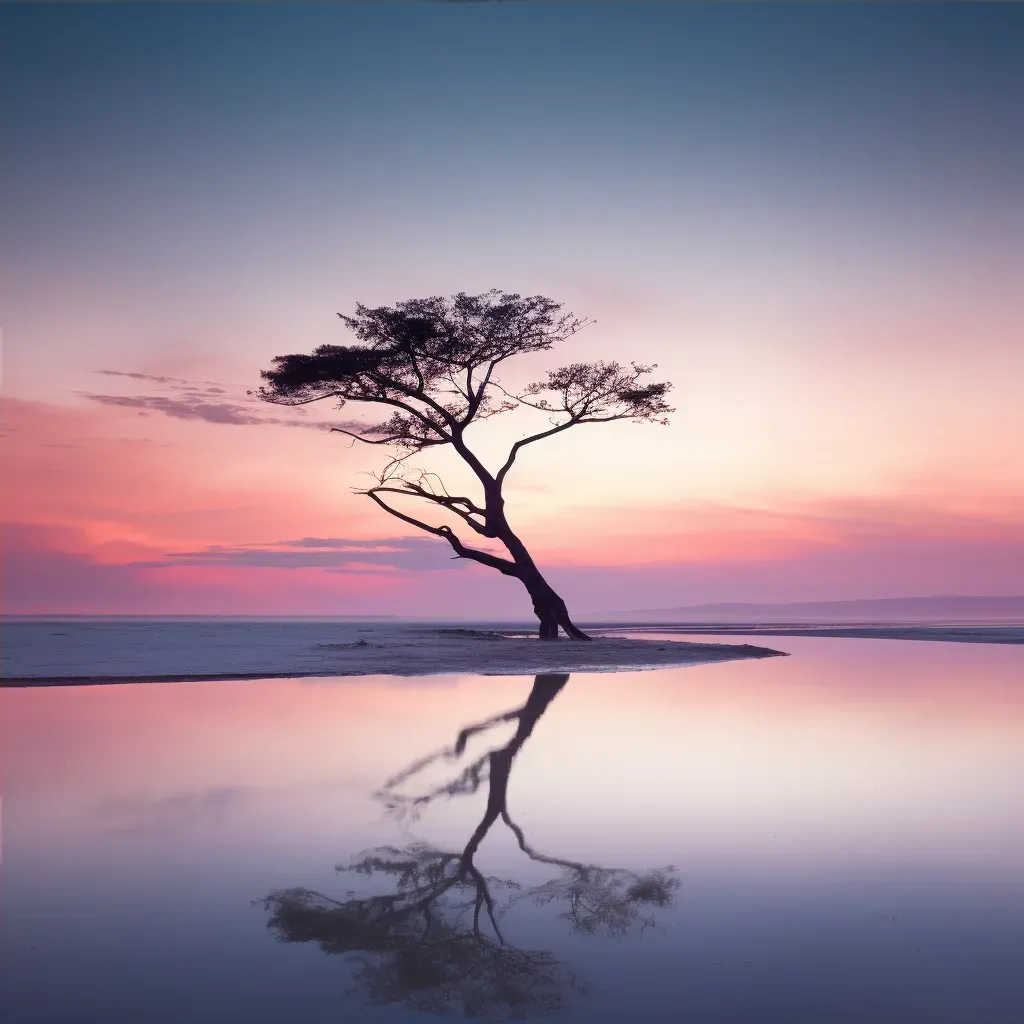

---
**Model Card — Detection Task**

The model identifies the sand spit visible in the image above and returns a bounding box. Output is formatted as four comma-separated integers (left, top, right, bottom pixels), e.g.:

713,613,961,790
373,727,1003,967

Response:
2,623,785,686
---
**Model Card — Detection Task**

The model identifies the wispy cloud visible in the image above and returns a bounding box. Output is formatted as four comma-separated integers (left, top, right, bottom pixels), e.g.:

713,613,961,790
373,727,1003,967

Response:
83,392,330,429
95,370,220,386
137,536,467,573
84,368,351,430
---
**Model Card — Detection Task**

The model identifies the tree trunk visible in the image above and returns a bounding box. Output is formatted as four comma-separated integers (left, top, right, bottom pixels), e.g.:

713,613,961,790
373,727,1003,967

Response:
523,573,591,640
485,503,592,640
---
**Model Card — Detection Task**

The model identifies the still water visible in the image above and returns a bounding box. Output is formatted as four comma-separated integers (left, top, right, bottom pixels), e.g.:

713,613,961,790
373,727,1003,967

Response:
3,636,1022,1022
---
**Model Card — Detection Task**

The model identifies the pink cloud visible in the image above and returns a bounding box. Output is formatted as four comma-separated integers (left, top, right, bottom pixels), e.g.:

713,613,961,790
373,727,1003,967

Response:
1,523,412,616
5,518,1022,617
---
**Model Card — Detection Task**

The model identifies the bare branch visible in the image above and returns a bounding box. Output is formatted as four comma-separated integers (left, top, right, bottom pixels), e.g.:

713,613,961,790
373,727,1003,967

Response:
370,486,491,537
328,425,446,449
496,417,580,487
365,490,448,539
437,526,520,576
360,465,491,536
362,489,519,576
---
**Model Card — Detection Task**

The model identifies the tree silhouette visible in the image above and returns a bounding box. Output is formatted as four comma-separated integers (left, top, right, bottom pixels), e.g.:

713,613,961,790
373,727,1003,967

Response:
257,291,672,638
261,675,679,1018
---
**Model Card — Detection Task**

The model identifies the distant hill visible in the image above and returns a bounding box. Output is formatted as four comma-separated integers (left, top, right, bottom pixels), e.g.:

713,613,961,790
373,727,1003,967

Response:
598,595,1024,623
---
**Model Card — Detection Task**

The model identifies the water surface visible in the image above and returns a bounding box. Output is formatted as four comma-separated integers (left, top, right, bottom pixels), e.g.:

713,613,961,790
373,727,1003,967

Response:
3,636,1022,1022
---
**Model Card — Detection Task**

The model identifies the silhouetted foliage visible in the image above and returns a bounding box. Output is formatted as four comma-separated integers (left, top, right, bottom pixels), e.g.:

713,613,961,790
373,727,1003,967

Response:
258,291,673,638
260,675,679,1019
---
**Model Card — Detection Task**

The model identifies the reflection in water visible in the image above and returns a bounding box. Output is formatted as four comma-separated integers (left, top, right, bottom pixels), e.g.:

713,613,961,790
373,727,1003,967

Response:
261,674,679,1017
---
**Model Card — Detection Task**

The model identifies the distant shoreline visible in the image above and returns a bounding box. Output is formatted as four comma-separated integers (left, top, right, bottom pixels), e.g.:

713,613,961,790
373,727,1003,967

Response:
589,625,1024,645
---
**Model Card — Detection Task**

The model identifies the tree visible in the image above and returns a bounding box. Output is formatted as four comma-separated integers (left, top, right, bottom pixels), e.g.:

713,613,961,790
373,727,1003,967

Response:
257,290,673,639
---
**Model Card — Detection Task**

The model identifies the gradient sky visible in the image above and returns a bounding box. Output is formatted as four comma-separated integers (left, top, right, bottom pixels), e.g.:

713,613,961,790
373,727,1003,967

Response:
2,3,1022,616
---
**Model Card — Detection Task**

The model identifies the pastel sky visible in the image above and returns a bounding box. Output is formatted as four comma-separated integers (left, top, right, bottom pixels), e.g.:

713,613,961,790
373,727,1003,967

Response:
2,4,1022,616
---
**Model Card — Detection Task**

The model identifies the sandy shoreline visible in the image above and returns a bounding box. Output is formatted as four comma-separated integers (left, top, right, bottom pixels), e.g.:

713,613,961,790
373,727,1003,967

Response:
2,624,785,686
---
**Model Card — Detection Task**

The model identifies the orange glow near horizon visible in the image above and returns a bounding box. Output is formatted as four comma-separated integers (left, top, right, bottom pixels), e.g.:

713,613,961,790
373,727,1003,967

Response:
3,382,1023,615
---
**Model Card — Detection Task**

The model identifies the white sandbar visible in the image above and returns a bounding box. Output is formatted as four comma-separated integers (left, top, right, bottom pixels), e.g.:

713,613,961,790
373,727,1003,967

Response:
2,622,785,685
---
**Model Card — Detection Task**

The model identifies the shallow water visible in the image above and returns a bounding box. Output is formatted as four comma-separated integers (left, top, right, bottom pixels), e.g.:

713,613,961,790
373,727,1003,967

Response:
3,635,1023,1022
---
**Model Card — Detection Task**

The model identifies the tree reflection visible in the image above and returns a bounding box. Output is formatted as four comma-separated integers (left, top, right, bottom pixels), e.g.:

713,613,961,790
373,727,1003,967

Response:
261,846,575,1017
261,673,679,1018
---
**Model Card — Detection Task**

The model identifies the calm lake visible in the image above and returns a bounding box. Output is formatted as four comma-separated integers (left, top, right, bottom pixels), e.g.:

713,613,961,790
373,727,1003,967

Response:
3,634,1022,1023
